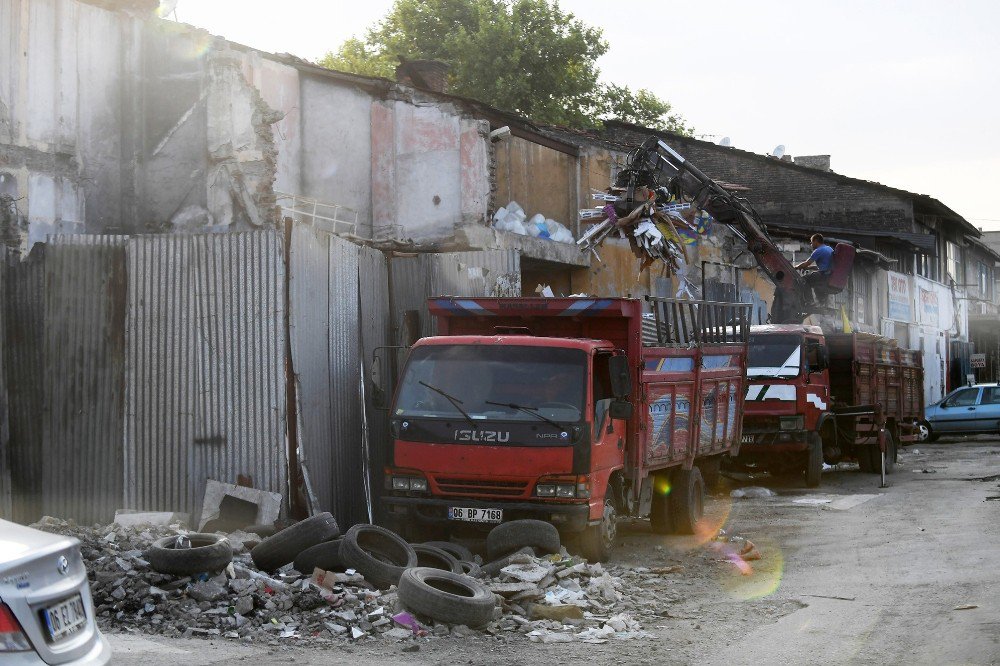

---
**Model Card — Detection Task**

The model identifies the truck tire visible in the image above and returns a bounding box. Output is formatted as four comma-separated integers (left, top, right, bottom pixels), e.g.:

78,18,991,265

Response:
872,431,897,475
250,512,340,571
649,473,672,534
341,524,418,589
421,541,474,563
577,497,617,562
805,432,823,488
293,538,344,574
670,467,705,535
146,533,233,576
397,567,497,628
486,520,560,561
412,544,462,573
698,456,723,492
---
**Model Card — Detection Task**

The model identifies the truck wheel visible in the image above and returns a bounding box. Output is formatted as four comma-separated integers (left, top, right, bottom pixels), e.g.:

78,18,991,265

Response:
578,497,617,562
804,433,822,488
857,446,874,473
486,520,560,560
698,456,723,492
872,431,897,475
649,473,672,534
670,467,705,535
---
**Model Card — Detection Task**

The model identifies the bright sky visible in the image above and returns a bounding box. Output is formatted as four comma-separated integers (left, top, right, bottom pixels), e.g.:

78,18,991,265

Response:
171,0,1000,231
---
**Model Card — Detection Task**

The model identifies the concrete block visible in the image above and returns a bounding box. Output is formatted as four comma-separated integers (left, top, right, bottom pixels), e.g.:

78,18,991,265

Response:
198,479,282,531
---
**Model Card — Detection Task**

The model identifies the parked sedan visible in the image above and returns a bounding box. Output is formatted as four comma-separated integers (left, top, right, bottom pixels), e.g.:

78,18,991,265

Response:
0,519,110,665
920,383,1000,441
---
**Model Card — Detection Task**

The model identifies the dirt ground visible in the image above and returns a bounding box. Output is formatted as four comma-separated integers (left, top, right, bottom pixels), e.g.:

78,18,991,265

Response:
107,438,1000,665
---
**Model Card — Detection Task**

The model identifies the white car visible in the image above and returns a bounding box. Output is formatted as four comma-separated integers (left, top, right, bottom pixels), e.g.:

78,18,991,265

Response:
0,519,110,664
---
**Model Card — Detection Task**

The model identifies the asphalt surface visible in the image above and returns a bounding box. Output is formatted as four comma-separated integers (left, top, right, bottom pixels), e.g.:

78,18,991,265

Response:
106,437,1000,665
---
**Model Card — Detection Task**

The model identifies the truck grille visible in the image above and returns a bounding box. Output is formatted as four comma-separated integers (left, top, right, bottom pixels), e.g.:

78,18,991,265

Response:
434,477,528,497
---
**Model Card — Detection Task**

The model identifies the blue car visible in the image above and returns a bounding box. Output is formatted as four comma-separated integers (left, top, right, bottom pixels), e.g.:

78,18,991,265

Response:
920,383,1000,441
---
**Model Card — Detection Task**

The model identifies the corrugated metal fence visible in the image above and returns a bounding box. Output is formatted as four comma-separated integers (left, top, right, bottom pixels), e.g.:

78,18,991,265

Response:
1,226,521,527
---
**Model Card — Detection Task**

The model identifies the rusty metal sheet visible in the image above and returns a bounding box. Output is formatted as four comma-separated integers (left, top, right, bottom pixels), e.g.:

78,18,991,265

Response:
42,235,128,524
124,231,287,520
3,245,45,523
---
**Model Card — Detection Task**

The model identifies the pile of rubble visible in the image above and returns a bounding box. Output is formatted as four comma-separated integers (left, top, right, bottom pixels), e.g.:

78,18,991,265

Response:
31,517,656,646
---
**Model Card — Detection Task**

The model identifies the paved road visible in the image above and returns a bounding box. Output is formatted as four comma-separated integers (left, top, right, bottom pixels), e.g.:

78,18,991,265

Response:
107,439,1000,665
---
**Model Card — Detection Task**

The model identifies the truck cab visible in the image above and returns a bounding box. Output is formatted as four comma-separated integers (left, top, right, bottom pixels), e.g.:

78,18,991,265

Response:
739,324,831,486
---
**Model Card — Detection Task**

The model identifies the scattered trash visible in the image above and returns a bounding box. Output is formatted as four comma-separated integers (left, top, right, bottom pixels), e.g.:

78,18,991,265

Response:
730,487,777,499
792,498,833,505
953,604,979,610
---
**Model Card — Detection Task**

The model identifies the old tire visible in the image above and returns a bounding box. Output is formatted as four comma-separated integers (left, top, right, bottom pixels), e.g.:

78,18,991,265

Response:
805,432,823,488
649,473,672,534
293,538,344,574
486,519,560,561
397,567,497,628
421,540,474,563
341,524,417,589
670,467,705,535
250,512,339,572
146,533,233,576
457,560,483,578
577,497,616,562
480,546,535,578
412,544,462,573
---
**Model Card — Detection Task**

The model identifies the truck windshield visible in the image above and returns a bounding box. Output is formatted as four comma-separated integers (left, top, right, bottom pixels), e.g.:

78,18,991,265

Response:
394,345,586,423
747,334,802,378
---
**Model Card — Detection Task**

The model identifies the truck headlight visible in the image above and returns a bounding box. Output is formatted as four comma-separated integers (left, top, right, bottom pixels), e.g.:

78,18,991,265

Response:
392,477,411,490
556,484,576,498
536,484,556,497
779,416,804,431
409,478,427,491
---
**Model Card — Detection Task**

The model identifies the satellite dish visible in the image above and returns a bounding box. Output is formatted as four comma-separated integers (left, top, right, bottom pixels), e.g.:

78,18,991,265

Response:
718,137,731,147
771,144,786,159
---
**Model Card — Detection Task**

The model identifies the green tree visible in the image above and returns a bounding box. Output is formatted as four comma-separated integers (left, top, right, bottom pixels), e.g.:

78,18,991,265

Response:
318,0,692,134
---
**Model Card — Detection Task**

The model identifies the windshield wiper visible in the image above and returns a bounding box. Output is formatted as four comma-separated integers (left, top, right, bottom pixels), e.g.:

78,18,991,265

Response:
485,401,563,429
418,381,476,427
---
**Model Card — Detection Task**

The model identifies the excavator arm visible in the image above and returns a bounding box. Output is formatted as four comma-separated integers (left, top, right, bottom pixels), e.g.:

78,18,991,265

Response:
615,136,844,323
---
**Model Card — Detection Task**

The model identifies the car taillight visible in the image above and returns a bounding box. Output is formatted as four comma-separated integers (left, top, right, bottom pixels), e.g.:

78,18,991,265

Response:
0,603,31,652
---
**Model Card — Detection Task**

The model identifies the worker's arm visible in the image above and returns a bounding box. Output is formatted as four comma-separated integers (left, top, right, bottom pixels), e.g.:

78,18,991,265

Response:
795,257,815,270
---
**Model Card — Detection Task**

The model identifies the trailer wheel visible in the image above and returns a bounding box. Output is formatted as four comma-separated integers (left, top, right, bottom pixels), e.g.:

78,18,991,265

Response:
578,497,617,562
670,467,705,535
804,432,822,488
649,473,672,534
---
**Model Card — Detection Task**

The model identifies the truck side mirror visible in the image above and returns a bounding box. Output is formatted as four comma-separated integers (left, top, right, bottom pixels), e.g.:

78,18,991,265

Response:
608,355,632,399
609,400,634,420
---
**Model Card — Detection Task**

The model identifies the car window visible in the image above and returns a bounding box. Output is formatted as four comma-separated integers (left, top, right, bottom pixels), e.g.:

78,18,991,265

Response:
946,388,980,407
982,387,1000,405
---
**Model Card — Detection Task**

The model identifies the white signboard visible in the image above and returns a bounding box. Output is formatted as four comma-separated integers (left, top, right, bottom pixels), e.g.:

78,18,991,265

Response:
887,272,912,321
971,353,987,369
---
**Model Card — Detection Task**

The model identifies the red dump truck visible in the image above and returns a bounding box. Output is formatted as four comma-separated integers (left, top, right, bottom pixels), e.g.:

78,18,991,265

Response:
736,325,924,486
379,296,750,561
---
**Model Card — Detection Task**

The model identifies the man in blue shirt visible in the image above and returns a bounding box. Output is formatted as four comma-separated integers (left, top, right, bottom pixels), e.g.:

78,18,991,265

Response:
795,233,835,301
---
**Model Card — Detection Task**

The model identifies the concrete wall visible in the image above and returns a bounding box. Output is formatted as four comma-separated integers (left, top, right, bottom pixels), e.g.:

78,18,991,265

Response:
494,136,574,231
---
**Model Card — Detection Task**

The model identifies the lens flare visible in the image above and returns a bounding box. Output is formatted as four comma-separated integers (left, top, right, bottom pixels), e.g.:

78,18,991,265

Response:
654,476,672,497
713,535,785,600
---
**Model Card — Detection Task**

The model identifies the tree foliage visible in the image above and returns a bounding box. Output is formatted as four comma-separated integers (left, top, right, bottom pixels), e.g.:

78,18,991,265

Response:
319,0,692,134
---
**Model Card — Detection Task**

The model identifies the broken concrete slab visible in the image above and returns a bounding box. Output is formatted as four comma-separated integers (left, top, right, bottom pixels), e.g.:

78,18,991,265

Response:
114,511,189,528
198,479,282,531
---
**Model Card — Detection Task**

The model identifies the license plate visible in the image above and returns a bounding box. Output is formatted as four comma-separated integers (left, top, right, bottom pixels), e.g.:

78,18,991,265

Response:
741,434,756,444
448,507,503,523
43,594,88,642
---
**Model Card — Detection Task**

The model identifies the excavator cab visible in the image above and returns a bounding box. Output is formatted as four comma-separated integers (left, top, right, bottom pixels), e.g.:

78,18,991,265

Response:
813,243,856,298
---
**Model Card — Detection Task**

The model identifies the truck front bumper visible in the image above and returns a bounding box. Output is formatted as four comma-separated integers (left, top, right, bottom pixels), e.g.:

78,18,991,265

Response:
739,430,810,455
383,495,592,533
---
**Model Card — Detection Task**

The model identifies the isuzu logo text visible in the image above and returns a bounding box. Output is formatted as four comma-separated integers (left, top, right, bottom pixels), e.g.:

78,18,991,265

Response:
454,429,510,443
